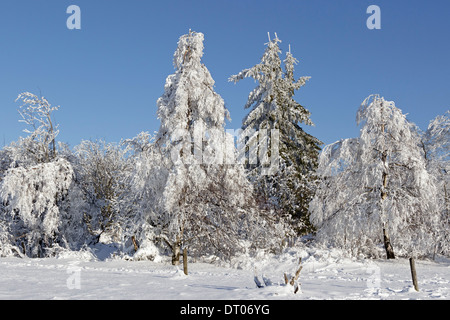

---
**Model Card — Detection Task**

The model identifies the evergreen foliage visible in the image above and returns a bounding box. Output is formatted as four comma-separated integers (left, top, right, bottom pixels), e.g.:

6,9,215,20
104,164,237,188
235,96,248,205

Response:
230,33,322,234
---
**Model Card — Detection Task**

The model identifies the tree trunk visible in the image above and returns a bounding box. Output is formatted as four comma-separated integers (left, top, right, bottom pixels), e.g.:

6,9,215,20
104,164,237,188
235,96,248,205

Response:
171,235,181,266
131,236,139,252
183,248,188,275
444,183,449,218
383,228,395,259
47,113,56,161
380,146,395,260
409,257,419,291
172,245,180,266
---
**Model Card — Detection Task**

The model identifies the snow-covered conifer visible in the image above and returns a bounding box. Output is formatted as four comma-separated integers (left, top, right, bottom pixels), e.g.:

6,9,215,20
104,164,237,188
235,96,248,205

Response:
230,34,322,234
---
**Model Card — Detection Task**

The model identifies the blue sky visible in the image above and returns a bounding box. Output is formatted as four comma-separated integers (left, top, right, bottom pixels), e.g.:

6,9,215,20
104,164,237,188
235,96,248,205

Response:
0,0,449,148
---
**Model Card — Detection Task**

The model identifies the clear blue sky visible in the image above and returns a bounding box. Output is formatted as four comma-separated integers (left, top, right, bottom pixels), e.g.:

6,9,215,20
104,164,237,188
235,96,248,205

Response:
1,0,449,148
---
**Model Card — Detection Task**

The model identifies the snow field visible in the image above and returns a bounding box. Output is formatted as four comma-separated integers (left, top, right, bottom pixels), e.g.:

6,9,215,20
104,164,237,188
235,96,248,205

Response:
0,246,448,300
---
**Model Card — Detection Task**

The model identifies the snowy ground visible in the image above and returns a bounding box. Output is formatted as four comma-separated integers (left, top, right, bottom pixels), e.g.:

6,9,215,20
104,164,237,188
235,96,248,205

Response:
0,246,448,301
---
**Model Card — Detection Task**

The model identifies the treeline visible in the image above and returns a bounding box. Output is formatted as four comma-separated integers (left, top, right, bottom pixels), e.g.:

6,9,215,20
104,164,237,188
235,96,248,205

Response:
0,31,448,262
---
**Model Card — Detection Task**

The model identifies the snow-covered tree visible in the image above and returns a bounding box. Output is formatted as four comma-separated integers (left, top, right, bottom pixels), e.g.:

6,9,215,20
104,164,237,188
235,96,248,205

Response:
73,139,132,245
229,33,322,234
422,111,449,256
115,132,164,259
0,92,89,257
12,92,60,165
0,155,17,256
310,95,440,259
0,159,76,257
0,148,13,182
145,30,287,264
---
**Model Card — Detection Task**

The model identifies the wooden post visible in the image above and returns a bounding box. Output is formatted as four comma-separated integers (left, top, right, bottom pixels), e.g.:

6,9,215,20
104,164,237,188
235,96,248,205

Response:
183,248,188,276
409,258,419,291
290,258,303,286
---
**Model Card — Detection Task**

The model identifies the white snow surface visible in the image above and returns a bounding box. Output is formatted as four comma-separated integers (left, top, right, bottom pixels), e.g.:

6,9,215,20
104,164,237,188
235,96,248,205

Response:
0,245,448,300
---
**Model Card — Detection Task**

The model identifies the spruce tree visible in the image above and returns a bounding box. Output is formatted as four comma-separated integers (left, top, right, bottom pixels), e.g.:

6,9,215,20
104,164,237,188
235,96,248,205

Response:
230,33,322,234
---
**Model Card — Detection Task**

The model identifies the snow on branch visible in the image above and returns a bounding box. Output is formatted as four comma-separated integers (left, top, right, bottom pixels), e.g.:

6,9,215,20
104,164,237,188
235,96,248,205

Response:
15,92,60,163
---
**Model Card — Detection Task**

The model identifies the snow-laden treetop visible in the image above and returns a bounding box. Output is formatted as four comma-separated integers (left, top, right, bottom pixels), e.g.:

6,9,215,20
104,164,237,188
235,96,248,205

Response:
173,30,205,70
157,30,230,154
